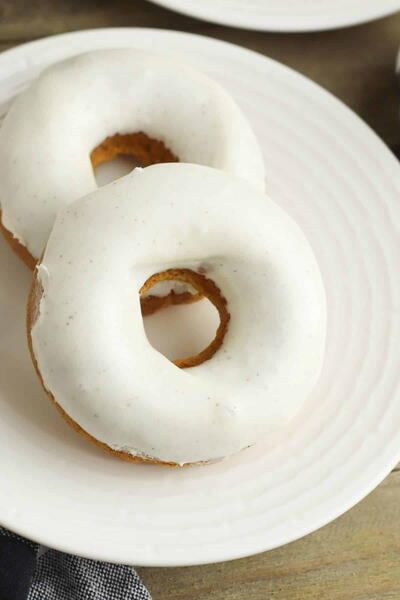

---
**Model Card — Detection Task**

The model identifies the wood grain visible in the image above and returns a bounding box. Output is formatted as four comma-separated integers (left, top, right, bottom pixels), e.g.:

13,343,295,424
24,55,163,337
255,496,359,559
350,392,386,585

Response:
1,2,400,598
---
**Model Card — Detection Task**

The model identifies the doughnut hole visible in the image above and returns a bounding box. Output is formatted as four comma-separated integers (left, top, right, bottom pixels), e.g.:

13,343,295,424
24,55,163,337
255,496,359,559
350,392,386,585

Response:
91,132,178,186
140,268,230,368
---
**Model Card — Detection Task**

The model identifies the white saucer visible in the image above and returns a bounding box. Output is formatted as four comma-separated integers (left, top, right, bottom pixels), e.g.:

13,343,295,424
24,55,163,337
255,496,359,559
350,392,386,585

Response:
0,28,399,566
149,0,400,31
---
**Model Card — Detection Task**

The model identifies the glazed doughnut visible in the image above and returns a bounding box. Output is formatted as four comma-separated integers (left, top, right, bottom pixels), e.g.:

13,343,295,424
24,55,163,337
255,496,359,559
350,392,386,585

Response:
0,49,265,267
28,163,326,466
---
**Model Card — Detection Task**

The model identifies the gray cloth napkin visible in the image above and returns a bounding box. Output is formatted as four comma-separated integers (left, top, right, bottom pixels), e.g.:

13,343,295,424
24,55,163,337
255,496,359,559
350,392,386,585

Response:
0,526,151,600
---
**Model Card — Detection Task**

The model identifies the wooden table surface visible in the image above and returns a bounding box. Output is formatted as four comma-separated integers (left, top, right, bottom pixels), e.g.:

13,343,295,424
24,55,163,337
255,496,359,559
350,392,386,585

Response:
2,1,400,598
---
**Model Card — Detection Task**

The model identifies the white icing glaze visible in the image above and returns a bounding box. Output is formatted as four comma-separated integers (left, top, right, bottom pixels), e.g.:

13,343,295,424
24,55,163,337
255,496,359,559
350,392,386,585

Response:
0,49,265,260
31,164,326,465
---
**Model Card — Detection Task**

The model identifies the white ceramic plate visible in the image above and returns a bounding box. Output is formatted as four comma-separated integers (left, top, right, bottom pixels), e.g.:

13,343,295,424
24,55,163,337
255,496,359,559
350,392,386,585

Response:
0,28,400,567
149,0,400,31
